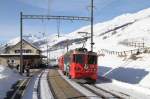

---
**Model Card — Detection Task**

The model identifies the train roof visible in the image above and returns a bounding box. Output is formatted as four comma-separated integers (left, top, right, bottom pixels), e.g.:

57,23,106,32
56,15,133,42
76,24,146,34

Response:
87,51,97,55
63,48,97,56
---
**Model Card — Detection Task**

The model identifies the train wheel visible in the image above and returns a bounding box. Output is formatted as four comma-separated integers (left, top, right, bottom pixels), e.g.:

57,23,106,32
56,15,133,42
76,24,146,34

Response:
87,79,96,84
90,80,96,84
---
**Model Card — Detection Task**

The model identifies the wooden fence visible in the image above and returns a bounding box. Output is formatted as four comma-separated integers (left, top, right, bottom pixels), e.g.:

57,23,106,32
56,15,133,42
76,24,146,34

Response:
119,41,145,48
97,47,150,57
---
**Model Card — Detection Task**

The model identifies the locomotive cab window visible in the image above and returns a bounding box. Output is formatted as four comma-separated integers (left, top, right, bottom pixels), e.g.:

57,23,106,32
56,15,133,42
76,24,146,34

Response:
88,55,97,64
73,54,84,64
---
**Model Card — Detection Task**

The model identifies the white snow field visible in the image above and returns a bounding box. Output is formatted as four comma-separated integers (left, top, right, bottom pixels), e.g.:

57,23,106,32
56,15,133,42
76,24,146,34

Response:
0,65,23,99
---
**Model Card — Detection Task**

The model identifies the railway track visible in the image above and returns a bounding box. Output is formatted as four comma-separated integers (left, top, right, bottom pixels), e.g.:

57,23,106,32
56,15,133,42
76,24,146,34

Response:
21,69,43,99
22,69,52,99
9,78,31,99
32,70,44,99
79,84,129,99
57,68,130,99
39,69,54,99
14,68,130,99
47,67,87,99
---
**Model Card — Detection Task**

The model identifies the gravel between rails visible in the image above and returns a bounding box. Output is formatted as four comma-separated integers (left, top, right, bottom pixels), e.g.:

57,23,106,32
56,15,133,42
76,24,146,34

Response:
47,68,87,99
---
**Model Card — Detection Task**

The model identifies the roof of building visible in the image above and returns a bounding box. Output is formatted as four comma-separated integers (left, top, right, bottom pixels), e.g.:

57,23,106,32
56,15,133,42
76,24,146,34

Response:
0,54,46,58
8,39,41,51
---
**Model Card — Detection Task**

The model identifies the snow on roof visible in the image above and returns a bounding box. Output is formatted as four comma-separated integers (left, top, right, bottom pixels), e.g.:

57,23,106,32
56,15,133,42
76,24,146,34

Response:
7,38,41,51
7,37,20,46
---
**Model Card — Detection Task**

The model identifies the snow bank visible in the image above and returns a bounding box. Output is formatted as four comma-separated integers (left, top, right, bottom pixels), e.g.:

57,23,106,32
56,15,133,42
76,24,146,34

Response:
0,65,23,98
98,53,150,95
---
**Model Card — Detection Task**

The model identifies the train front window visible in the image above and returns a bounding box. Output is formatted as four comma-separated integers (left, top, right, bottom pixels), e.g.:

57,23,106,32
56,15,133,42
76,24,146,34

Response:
88,55,97,64
73,54,84,64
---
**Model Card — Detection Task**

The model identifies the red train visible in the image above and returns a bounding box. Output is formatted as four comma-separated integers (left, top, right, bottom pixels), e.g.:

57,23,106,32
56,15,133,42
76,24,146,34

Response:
58,48,98,82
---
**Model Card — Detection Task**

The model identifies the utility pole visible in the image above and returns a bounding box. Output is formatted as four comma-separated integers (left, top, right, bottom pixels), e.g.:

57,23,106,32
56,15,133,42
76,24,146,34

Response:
90,0,94,52
47,44,49,66
66,39,69,52
20,12,23,74
41,32,49,66
56,19,60,38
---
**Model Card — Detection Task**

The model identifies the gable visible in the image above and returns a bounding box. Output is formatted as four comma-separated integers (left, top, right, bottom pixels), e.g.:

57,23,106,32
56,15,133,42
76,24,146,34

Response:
5,40,41,55
14,41,37,50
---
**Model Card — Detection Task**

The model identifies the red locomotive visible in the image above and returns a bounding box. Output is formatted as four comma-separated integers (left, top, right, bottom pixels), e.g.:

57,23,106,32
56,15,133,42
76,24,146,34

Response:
58,48,98,82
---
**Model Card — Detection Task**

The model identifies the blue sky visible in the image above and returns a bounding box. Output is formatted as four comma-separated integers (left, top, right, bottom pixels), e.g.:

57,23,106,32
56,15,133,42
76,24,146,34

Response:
0,0,150,43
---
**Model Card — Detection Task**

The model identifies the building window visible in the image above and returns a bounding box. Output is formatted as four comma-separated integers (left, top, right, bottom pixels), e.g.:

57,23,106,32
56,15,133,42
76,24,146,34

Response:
15,49,32,53
26,50,32,53
11,60,15,63
7,59,15,64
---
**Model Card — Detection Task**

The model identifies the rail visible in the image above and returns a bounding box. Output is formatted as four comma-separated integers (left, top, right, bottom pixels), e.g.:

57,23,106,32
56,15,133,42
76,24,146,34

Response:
79,84,130,99
9,78,31,99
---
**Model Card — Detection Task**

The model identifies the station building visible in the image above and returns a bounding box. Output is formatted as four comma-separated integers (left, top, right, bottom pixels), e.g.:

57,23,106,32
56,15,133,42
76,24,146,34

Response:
0,39,46,68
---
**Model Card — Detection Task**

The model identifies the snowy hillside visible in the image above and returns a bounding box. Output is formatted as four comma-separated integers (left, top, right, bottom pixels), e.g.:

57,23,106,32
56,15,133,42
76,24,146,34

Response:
39,8,150,57
33,8,150,53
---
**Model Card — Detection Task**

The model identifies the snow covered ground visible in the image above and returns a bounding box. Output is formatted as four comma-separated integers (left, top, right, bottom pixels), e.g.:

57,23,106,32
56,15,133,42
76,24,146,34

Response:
0,65,23,99
22,69,53,99
97,54,150,98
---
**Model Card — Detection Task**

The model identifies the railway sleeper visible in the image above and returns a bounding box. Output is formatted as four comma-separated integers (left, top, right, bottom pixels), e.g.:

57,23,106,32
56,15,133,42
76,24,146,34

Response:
48,69,87,99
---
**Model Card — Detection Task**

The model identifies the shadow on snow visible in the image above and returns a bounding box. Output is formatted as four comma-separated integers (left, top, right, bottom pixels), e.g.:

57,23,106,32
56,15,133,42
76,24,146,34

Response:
98,66,149,84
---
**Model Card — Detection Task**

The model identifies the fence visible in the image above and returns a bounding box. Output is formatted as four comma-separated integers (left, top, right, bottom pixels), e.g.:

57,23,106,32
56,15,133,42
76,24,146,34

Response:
97,47,150,57
119,41,145,48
